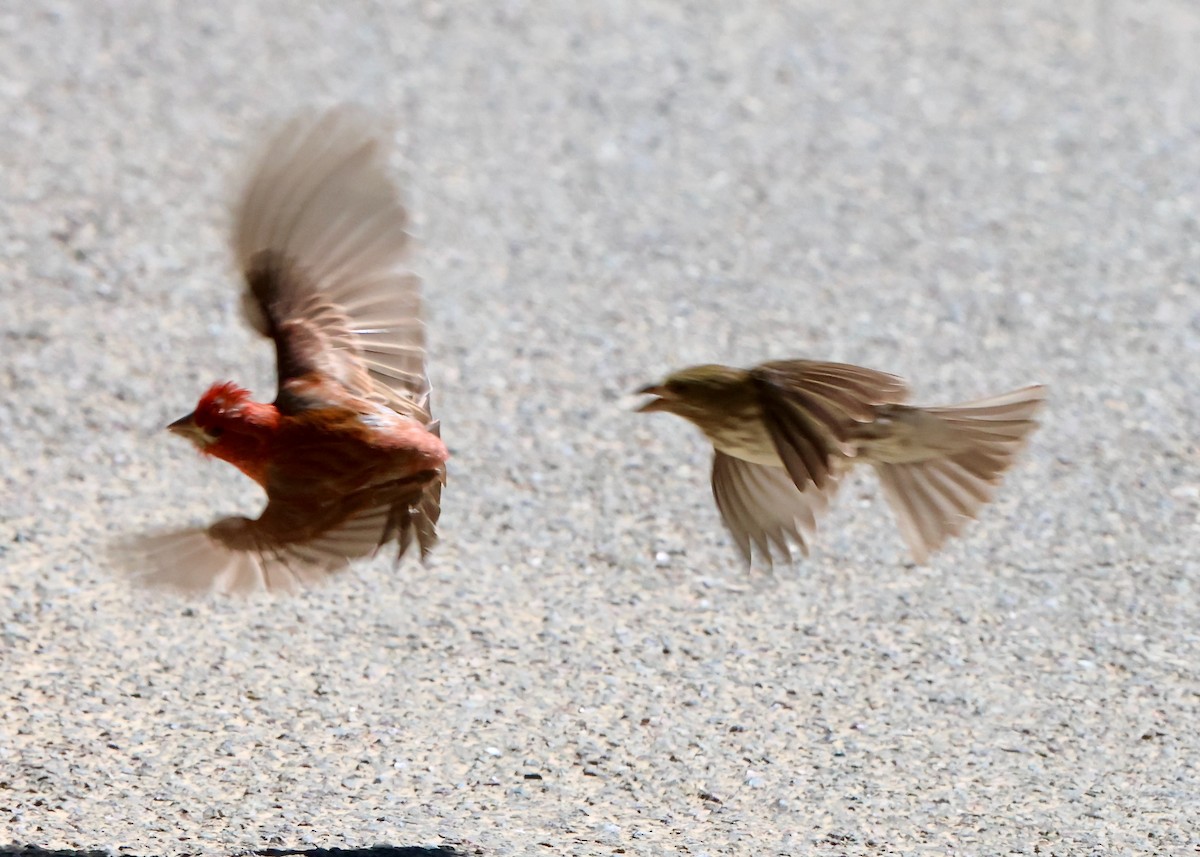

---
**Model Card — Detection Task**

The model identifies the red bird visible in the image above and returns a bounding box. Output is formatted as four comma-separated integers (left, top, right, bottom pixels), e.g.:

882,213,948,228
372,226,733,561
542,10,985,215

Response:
122,107,449,594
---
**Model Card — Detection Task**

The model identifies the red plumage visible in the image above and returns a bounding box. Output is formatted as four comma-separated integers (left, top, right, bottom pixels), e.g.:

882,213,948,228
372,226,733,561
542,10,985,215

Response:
120,107,448,594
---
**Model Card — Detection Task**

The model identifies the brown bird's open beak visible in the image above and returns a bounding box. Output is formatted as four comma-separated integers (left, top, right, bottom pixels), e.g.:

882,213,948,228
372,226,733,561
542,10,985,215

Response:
167,412,215,447
635,384,671,413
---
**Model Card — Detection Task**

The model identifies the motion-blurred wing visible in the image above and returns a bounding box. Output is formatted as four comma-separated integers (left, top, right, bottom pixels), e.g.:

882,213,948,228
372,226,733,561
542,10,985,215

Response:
118,525,354,595
234,106,431,420
710,451,838,567
119,480,434,595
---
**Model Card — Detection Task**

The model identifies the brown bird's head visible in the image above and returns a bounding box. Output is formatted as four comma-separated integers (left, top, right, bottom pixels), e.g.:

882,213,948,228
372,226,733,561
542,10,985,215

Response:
636,364,756,422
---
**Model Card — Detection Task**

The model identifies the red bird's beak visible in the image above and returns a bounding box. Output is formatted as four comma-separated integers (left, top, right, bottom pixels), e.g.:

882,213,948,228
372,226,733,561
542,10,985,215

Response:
635,384,671,413
167,412,215,447
167,412,196,433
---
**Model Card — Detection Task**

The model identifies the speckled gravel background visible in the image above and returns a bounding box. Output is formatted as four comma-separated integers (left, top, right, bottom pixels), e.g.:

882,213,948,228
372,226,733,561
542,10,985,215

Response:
3,2,1199,855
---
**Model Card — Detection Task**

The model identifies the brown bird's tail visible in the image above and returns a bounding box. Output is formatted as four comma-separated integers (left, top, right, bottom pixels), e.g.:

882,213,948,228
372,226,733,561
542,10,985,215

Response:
865,385,1046,562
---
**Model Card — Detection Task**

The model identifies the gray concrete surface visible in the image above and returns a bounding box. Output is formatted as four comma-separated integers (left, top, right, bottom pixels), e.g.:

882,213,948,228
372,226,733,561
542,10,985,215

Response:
2,2,1199,854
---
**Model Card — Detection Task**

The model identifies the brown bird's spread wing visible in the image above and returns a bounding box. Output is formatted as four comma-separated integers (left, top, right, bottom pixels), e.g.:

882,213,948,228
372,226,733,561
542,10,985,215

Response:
234,106,431,422
119,475,435,595
751,360,910,491
710,451,839,567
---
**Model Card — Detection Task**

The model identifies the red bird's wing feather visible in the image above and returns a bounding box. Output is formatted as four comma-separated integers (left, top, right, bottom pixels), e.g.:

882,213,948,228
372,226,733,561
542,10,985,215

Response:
118,473,437,595
233,106,432,423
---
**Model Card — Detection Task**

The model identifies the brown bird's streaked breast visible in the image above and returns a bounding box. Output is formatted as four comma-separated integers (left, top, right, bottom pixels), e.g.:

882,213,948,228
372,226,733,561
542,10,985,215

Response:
698,401,781,466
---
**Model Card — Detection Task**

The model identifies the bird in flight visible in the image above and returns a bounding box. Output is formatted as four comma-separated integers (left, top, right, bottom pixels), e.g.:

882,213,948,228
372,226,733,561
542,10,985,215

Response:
637,360,1044,565
121,107,448,594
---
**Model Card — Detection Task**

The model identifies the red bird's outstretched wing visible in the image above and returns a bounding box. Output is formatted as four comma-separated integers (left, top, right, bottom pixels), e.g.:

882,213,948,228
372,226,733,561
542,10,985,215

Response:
119,471,438,595
234,106,433,424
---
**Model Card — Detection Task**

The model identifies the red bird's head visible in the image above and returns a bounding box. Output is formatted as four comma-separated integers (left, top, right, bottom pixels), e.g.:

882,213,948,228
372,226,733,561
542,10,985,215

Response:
168,382,281,483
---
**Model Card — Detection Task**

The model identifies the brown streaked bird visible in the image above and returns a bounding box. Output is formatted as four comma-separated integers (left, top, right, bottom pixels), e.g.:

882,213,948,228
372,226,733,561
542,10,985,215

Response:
118,106,448,594
637,361,1045,565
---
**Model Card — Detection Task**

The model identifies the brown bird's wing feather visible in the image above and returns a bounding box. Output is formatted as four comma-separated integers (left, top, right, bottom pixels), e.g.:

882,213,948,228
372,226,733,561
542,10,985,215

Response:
119,474,435,595
710,451,839,567
233,106,431,422
751,360,909,491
